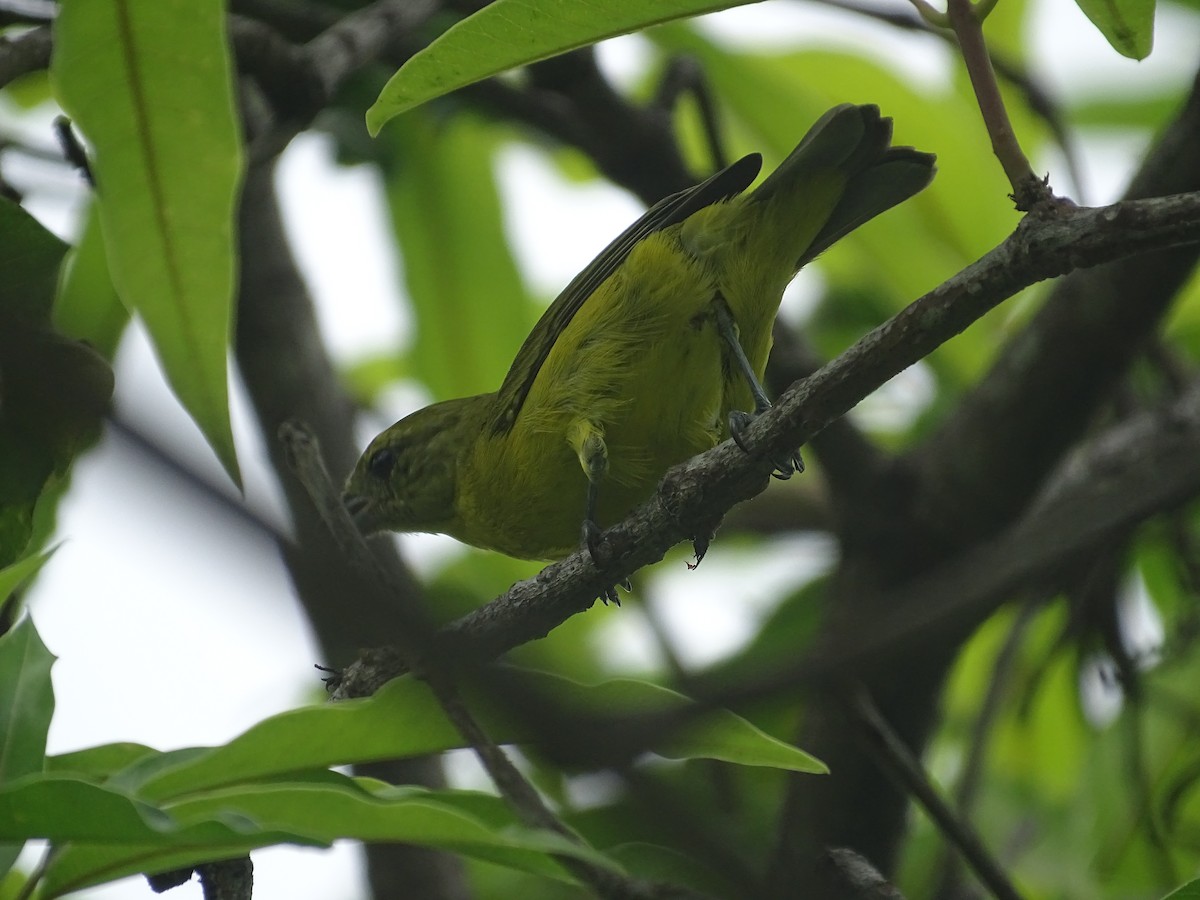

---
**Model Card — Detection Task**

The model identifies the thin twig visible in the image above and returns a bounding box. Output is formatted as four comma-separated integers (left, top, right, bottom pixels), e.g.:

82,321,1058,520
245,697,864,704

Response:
804,0,1087,199
945,0,1049,209
848,688,1025,900
933,600,1040,897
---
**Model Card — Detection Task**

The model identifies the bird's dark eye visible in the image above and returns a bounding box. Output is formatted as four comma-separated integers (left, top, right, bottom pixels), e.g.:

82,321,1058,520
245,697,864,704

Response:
367,447,397,480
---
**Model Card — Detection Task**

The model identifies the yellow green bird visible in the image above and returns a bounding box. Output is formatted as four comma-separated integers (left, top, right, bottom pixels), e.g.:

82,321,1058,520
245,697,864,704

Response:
344,104,935,563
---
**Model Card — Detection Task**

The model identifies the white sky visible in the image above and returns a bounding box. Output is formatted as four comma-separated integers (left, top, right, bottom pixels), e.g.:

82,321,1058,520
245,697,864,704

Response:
9,0,1200,896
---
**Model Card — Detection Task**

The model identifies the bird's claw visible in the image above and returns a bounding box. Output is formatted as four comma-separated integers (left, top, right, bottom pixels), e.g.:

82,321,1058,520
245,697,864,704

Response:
728,409,804,479
596,578,631,607
728,409,754,455
582,518,604,568
769,448,805,480
582,520,630,606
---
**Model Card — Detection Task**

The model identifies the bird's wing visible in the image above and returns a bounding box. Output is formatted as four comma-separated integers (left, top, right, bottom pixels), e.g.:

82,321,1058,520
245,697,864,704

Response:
489,153,763,435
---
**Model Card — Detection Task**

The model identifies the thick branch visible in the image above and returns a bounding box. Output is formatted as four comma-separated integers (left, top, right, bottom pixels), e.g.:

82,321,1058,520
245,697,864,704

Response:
766,67,1200,887
284,424,710,900
231,0,437,160
333,190,1200,696
235,154,468,898
916,68,1200,547
597,381,1200,711
0,24,49,89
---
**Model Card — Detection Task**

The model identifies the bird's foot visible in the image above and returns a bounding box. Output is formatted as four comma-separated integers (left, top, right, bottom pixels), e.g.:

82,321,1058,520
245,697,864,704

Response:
581,519,631,606
728,409,805,480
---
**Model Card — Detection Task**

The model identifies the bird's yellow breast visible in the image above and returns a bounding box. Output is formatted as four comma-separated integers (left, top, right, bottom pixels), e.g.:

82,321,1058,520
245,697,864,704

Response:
453,227,737,559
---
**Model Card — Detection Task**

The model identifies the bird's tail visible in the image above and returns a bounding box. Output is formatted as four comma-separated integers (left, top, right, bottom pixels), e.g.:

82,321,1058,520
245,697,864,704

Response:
749,104,937,272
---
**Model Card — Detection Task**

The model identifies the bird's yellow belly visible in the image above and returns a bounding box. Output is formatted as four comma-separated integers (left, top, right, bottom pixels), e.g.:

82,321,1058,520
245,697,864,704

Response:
455,236,729,560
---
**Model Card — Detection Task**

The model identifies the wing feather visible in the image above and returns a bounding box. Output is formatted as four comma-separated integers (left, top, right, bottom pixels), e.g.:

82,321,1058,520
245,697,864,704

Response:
489,154,763,434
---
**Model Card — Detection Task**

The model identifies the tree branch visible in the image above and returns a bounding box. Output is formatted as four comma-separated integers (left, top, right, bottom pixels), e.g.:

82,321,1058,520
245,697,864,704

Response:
804,0,1087,199
0,24,49,89
335,373,1200,790
283,423,711,900
946,0,1048,208
767,66,1200,887
847,689,1023,900
915,67,1200,546
231,0,438,160
234,148,469,897
332,190,1200,696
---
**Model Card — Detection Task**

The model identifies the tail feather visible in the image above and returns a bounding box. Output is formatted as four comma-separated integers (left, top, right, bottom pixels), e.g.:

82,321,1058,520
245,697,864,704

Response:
803,147,937,265
749,104,937,272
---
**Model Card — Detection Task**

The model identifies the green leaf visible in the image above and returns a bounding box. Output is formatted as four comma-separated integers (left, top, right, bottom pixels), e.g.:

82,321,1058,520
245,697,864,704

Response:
0,324,113,567
525,672,827,774
1161,877,1200,899
47,743,160,780
0,548,56,622
0,202,112,566
0,612,56,787
0,197,68,325
1073,0,1155,59
1,773,314,897
383,113,534,399
51,0,244,485
120,666,821,806
131,678,461,801
165,781,604,873
0,615,55,884
0,775,195,842
39,780,603,896
54,202,130,361
367,0,761,132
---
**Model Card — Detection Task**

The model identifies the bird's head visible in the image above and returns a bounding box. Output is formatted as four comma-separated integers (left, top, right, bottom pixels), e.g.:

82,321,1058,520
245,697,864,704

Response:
342,397,486,536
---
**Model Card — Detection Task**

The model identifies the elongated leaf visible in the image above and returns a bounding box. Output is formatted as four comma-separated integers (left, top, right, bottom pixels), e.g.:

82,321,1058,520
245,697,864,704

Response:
0,204,105,566
522,672,827,774
0,615,55,885
47,742,160,780
40,780,601,896
0,616,55,786
54,202,130,360
133,678,458,801
1161,878,1200,900
52,0,243,484
368,0,759,132
128,669,821,803
0,775,200,842
1073,0,1155,59
0,547,56,622
0,197,67,325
